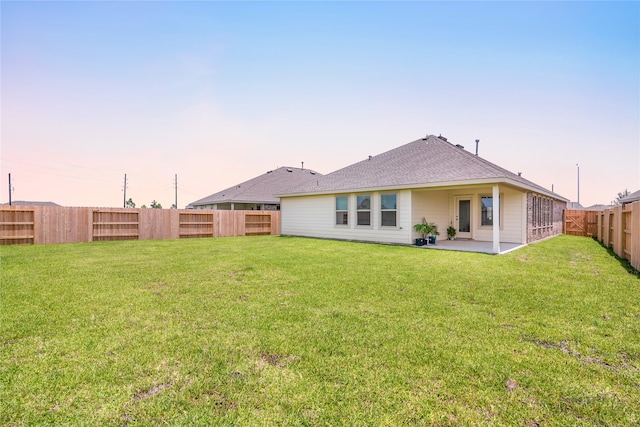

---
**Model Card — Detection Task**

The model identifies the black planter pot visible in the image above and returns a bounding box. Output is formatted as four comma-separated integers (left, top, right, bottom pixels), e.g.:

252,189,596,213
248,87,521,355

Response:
428,236,437,244
415,238,425,246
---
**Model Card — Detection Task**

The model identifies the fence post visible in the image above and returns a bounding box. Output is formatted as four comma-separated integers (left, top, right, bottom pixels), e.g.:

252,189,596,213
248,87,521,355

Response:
632,201,640,271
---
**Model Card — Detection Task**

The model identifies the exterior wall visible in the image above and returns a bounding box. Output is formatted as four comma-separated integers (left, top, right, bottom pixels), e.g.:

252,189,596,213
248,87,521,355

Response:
412,186,526,244
526,193,566,242
280,190,413,244
281,185,566,246
472,187,524,243
411,189,449,240
282,185,539,245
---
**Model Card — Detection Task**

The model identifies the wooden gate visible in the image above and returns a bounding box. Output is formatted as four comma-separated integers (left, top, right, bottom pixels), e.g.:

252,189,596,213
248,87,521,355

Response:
564,210,598,237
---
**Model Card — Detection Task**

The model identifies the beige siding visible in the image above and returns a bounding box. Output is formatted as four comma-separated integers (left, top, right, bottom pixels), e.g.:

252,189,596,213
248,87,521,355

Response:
282,185,530,245
413,186,526,244
411,190,449,240
281,190,413,244
473,187,524,243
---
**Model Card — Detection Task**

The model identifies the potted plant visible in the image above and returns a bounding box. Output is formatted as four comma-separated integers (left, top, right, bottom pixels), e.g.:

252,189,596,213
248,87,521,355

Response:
413,220,429,246
415,218,439,245
447,225,457,240
427,222,440,244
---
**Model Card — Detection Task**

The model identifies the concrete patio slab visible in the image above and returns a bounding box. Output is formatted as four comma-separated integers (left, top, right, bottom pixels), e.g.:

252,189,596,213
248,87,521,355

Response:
419,239,525,255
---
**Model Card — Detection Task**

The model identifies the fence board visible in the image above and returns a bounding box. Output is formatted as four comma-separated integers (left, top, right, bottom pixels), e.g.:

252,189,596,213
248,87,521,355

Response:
0,207,280,245
632,202,640,271
593,202,640,272
564,210,598,237
0,206,35,244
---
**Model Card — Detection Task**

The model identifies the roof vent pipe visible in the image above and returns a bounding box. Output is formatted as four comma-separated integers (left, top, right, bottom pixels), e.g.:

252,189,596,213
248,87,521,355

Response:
368,155,372,161
475,139,480,156
301,161,304,170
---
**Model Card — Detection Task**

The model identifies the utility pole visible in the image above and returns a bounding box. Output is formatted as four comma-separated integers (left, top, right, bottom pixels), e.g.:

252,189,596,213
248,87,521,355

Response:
123,174,127,208
174,174,178,209
576,164,580,206
8,173,12,206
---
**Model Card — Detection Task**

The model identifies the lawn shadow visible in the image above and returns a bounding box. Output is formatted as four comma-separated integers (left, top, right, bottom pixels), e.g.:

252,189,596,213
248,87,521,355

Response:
595,238,640,278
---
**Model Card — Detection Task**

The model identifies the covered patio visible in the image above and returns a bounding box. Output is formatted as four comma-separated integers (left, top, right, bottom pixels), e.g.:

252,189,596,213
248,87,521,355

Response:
419,238,525,255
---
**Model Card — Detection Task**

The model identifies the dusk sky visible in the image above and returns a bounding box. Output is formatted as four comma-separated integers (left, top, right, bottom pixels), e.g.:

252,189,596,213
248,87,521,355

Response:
1,1,638,208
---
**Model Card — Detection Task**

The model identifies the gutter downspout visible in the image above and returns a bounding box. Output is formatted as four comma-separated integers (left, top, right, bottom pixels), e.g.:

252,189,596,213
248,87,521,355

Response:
493,184,501,254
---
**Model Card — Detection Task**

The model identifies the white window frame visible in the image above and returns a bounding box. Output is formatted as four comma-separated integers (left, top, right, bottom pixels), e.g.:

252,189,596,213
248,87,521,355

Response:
480,194,503,229
380,193,398,227
335,195,349,226
356,194,372,227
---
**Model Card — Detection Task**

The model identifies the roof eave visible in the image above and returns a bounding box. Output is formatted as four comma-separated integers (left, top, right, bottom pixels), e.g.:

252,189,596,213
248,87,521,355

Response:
278,177,569,201
190,199,280,206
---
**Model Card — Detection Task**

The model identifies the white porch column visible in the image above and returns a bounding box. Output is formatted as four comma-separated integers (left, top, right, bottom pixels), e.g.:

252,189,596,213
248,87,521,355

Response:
493,184,501,254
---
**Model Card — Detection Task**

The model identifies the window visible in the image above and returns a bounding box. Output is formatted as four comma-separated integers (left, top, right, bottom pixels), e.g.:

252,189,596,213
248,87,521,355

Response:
532,195,553,228
356,195,371,226
380,193,397,226
335,196,348,225
481,195,501,226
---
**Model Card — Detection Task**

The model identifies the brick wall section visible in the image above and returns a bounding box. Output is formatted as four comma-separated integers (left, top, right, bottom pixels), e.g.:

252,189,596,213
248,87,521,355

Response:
526,192,566,243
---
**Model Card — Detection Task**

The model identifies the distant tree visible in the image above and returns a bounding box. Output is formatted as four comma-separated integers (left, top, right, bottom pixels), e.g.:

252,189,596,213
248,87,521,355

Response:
612,189,630,205
150,200,162,209
141,204,147,209
171,203,177,209
125,198,136,208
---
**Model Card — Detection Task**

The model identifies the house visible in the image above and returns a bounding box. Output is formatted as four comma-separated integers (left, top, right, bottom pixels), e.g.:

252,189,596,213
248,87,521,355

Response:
585,204,613,211
566,202,584,210
277,135,568,253
620,189,640,207
187,166,322,211
1,201,61,207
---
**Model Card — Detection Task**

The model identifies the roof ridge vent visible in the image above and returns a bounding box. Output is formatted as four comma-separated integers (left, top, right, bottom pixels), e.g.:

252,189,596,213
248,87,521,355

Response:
455,144,464,149
286,168,293,172
438,134,448,142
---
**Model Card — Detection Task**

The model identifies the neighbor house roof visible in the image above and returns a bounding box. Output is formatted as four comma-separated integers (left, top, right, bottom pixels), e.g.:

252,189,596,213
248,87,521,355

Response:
585,204,614,211
278,135,568,201
1,200,61,206
620,189,640,204
188,166,322,207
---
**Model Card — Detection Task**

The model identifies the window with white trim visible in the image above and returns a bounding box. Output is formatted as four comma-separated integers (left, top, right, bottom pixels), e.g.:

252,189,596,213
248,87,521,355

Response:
335,196,348,225
380,193,397,227
481,195,502,226
356,195,371,226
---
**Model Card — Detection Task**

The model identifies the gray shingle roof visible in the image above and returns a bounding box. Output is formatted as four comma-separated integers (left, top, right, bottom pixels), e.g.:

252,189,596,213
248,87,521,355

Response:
188,166,322,207
1,200,61,206
620,189,640,204
279,135,567,200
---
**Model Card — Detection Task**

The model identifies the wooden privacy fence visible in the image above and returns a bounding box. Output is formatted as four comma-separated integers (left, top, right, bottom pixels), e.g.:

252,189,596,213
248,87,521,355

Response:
593,202,640,272
564,209,598,237
0,206,280,245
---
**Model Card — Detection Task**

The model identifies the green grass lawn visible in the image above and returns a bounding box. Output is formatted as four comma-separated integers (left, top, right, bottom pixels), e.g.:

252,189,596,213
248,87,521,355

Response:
1,235,639,426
